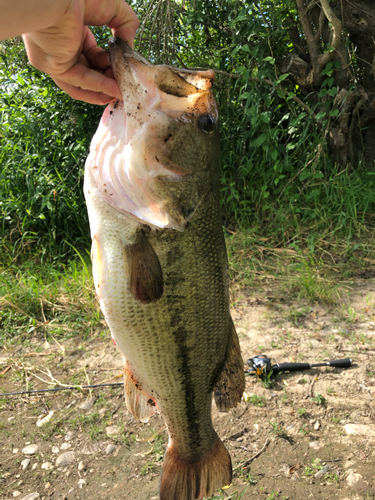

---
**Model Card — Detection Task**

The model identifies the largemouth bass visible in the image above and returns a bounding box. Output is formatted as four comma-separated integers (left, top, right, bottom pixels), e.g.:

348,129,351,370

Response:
84,38,245,500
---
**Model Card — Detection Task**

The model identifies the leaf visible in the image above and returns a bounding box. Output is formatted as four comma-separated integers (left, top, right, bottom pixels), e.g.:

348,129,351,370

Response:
263,56,275,64
315,111,327,120
276,73,289,84
329,109,339,117
251,134,267,147
300,170,310,181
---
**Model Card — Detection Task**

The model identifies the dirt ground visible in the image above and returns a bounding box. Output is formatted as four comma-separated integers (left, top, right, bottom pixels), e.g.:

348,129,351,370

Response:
1,280,375,500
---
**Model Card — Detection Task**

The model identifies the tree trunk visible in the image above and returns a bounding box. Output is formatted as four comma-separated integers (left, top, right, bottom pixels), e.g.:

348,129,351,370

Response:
285,0,375,167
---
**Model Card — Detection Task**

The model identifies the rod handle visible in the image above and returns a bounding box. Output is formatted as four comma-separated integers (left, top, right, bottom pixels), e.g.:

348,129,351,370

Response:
328,358,352,368
273,362,311,372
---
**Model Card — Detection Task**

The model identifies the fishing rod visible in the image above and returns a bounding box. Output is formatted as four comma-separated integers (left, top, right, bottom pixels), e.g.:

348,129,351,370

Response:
246,354,352,379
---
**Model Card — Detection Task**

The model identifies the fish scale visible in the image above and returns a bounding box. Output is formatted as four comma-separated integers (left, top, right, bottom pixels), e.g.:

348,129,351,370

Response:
84,38,245,500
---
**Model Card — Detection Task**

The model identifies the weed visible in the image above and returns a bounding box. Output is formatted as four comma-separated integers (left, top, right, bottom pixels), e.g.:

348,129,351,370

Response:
304,458,324,476
236,467,257,484
297,407,307,417
287,307,310,326
260,370,275,389
243,394,266,407
299,424,309,435
269,422,288,439
331,416,341,423
281,387,288,404
311,393,326,405
266,490,280,499
325,472,340,484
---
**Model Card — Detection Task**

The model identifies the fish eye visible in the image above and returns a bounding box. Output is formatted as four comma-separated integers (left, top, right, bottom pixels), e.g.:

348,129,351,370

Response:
198,114,215,134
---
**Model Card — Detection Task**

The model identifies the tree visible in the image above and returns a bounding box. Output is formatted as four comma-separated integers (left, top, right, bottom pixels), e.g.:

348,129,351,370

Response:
282,0,375,166
1,1,374,253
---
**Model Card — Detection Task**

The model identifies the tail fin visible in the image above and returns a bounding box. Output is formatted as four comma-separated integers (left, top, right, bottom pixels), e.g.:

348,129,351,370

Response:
160,434,232,500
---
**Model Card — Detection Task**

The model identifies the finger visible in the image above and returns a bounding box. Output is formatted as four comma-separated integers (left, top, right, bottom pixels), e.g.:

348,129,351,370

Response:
85,47,111,72
107,1,139,49
56,62,122,100
53,78,114,105
82,29,111,71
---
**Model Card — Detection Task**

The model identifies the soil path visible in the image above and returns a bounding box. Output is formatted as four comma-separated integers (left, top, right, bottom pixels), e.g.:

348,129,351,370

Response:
1,283,374,500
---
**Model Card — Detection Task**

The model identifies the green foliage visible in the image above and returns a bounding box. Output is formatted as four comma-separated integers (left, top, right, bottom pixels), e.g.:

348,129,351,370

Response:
0,38,104,255
311,392,326,405
0,250,100,349
1,1,374,257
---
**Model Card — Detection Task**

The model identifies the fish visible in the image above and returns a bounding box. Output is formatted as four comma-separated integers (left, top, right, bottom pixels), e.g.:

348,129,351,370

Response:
84,38,245,500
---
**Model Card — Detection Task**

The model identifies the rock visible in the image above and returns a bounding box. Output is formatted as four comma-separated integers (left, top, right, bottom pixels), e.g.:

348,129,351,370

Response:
78,479,86,489
309,441,323,450
98,408,108,419
65,431,73,441
51,446,59,454
344,424,375,437
78,461,85,471
105,425,120,437
61,443,71,450
13,492,22,498
44,483,51,490
315,464,329,478
31,463,38,471
22,445,39,455
20,493,39,500
314,420,320,430
56,452,75,468
347,470,375,494
106,444,116,455
79,399,94,411
41,462,53,471
36,411,54,427
21,459,30,470
13,448,19,454
347,471,364,487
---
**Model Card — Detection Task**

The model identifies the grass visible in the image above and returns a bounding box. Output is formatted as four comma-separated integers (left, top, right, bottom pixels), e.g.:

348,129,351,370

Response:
226,222,375,305
1,209,375,348
0,249,101,350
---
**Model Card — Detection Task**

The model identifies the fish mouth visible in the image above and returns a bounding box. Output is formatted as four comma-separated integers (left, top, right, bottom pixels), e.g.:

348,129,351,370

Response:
108,37,216,96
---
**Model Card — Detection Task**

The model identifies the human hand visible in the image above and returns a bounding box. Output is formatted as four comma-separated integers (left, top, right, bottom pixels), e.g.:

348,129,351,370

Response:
22,0,139,105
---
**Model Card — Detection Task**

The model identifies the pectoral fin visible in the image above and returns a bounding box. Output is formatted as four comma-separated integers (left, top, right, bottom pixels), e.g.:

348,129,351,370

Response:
125,231,164,304
214,319,245,412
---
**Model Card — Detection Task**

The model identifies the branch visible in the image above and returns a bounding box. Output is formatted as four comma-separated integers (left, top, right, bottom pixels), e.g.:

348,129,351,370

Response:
295,0,320,62
316,0,343,71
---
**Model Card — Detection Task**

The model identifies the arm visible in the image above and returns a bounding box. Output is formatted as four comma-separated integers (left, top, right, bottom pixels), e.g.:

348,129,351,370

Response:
1,0,139,105
0,0,70,41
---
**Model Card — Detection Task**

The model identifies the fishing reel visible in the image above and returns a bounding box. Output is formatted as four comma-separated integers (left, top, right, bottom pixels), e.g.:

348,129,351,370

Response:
246,354,352,380
247,354,273,378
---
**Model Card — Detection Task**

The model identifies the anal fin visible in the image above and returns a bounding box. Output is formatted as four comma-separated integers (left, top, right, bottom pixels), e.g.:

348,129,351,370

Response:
214,319,245,412
123,361,157,423
125,230,163,304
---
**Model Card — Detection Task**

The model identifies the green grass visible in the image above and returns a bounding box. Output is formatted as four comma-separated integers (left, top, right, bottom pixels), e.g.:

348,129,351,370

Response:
0,250,101,349
1,215,375,357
